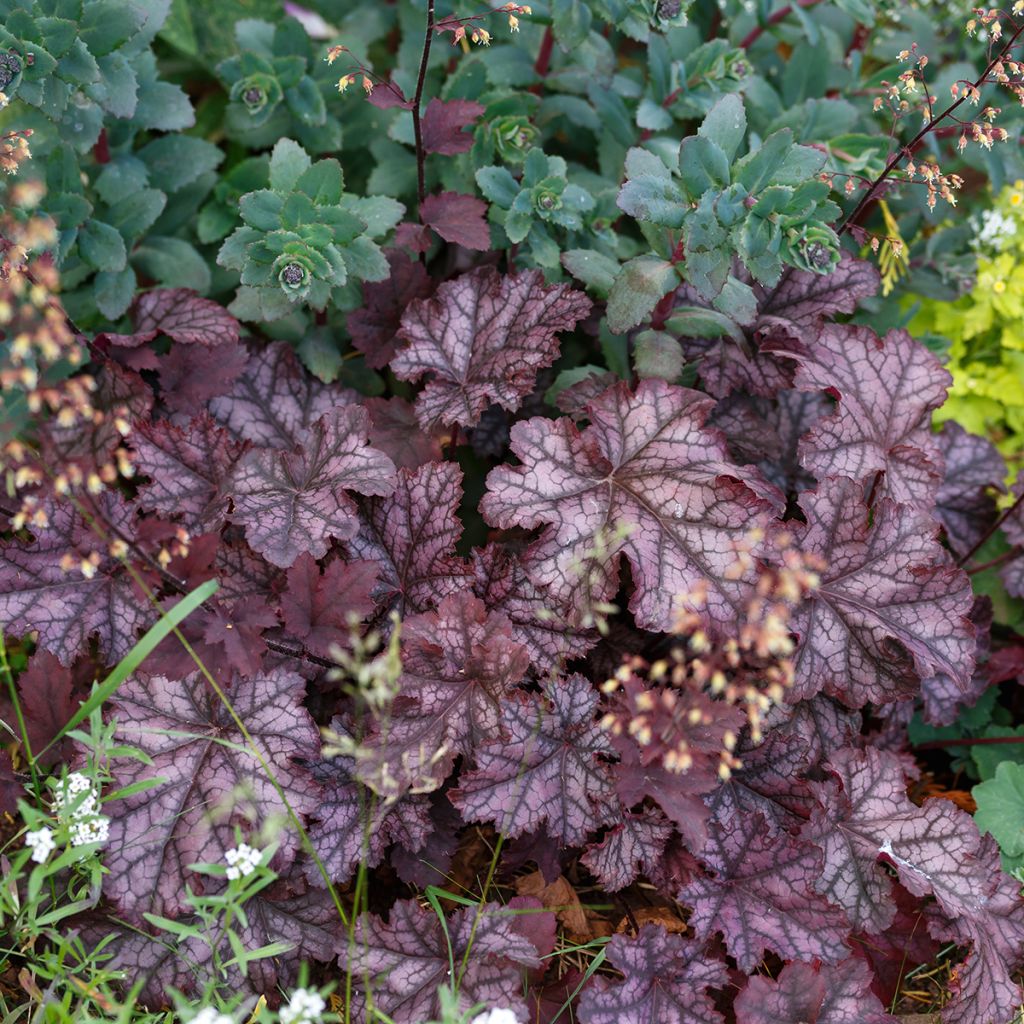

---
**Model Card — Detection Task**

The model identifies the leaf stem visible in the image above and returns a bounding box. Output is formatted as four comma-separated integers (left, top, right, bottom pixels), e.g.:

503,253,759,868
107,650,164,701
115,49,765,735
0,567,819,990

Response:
412,0,436,210
738,0,824,50
957,488,1024,568
913,734,1024,751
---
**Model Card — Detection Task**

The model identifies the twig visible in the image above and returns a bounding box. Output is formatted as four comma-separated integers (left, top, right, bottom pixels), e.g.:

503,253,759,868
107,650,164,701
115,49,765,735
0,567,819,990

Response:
913,734,1024,751
957,488,1024,567
839,21,1024,237
966,545,1023,575
412,0,436,209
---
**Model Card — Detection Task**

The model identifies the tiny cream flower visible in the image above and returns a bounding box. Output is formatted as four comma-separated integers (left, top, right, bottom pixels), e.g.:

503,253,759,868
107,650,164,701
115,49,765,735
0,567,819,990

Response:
25,827,56,864
279,988,326,1024
70,815,110,847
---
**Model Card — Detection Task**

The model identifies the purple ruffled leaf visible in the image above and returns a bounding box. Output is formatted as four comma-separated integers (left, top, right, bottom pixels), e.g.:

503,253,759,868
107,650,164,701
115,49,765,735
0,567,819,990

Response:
132,413,244,532
733,957,894,1024
581,808,674,891
344,898,546,1024
934,421,1004,558
392,267,591,429
210,341,355,448
0,494,152,665
230,406,396,568
346,461,472,620
678,812,850,971
788,476,975,707
576,925,727,1024
482,379,777,632
102,667,321,921
765,324,949,507
450,675,616,845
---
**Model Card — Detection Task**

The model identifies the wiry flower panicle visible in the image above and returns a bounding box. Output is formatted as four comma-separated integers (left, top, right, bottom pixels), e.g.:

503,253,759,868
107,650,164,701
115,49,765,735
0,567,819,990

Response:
0,127,31,176
601,537,822,780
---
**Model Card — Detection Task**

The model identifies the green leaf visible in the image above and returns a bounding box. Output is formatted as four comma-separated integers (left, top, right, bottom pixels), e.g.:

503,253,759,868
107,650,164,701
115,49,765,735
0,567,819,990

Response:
269,138,312,193
617,175,686,228
78,219,127,272
285,77,327,126
138,135,223,193
106,188,167,240
94,266,137,319
633,330,683,381
606,255,678,334
239,189,285,231
698,93,746,164
476,166,521,208
734,129,793,193
678,136,730,199
664,305,744,343
132,237,211,291
974,761,1024,859
561,249,620,297
295,159,344,206
552,0,592,49
134,80,195,132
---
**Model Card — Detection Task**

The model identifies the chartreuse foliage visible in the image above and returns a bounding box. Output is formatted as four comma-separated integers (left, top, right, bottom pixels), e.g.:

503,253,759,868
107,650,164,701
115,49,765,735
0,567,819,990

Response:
4,1,1024,1023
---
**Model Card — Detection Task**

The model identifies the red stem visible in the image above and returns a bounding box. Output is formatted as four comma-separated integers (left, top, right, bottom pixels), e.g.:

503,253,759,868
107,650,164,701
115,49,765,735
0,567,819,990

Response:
534,25,554,77
957,487,1024,568
739,0,824,50
412,0,436,210
914,735,1024,751
93,129,110,165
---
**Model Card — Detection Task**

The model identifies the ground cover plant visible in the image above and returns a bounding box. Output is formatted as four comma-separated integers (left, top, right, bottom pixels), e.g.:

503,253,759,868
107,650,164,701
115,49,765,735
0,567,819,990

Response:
4,0,1024,1023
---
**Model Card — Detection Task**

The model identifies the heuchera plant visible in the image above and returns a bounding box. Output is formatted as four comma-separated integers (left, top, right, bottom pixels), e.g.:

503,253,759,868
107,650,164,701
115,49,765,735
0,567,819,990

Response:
4,1,1024,1023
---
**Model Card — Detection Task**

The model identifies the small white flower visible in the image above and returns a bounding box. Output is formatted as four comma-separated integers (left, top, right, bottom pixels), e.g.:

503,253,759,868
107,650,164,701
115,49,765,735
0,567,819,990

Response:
469,1010,521,1024
69,815,110,847
25,826,56,864
52,772,101,822
976,208,1018,250
188,1008,234,1024
224,842,261,880
279,988,326,1024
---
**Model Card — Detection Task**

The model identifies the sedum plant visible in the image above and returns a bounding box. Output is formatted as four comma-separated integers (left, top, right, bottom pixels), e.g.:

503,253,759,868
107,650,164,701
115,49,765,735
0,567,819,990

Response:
217,138,402,322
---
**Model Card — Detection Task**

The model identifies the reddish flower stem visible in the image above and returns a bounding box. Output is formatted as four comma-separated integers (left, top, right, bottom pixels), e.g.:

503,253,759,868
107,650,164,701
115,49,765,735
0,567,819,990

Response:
914,735,1024,751
957,488,1024,568
738,0,824,50
412,0,436,209
534,24,554,77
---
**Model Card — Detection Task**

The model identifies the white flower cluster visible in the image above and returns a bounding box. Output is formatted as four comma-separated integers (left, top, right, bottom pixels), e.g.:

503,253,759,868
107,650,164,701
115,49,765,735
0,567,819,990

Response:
469,1010,520,1024
189,1008,234,1024
977,208,1018,250
25,827,56,864
224,842,262,880
279,988,326,1024
52,771,110,849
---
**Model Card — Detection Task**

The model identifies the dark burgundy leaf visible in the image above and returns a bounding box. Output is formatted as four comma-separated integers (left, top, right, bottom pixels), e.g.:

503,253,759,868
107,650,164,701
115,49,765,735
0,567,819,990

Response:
393,267,591,430
765,324,949,507
157,340,249,418
14,651,78,767
420,191,491,251
483,379,777,632
364,396,443,470
678,813,850,971
280,553,378,658
210,341,355,448
450,675,616,845
358,591,530,797
0,494,152,665
754,254,881,342
577,925,727,1024
132,289,241,347
344,898,546,1024
581,808,674,890
471,544,598,669
348,251,432,370
421,98,485,155
132,413,244,532
230,406,397,567
934,421,1004,558
733,957,894,1024
788,476,975,707
0,751,22,814
302,747,432,885
103,667,321,921
146,595,275,681
347,461,472,619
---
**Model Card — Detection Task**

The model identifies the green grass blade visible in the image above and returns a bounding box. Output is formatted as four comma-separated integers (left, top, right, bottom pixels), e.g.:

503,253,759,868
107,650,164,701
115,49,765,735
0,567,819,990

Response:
40,579,218,754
